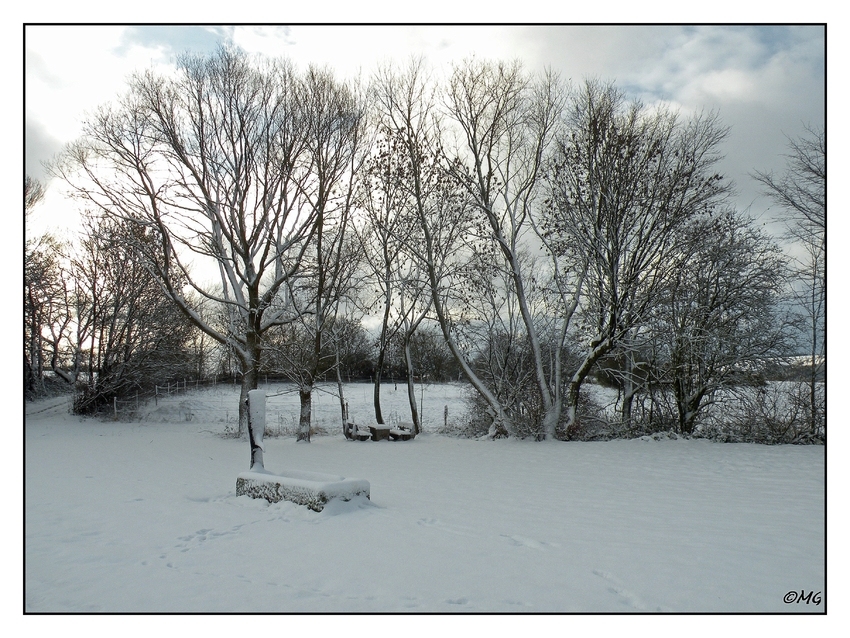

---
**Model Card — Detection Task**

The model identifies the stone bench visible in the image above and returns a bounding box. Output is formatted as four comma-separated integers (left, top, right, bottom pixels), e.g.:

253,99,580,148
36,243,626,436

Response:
236,468,370,512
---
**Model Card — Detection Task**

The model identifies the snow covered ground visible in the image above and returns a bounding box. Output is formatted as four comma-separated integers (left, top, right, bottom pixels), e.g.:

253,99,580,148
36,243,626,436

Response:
24,383,824,614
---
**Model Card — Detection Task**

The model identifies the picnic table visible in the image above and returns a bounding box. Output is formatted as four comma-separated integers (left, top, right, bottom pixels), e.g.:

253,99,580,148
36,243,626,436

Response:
342,421,416,441
345,422,415,441
369,424,391,441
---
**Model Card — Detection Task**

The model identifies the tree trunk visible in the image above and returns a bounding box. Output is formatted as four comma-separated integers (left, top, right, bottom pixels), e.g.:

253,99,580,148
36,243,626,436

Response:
565,403,577,437
238,327,262,438
402,336,421,434
541,405,561,441
620,353,636,432
809,286,820,433
238,364,259,439
423,247,514,437
675,386,704,436
246,389,265,470
678,404,698,436
373,284,392,424
622,392,635,432
565,337,612,434
373,348,385,425
502,242,560,440
335,347,348,432
297,383,312,442
24,355,35,396
27,292,43,393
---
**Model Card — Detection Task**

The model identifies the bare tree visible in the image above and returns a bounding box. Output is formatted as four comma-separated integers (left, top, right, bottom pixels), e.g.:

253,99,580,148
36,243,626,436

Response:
658,209,790,434
25,176,47,394
69,215,197,414
397,265,434,434
440,59,571,439
369,58,519,437
753,125,825,238
544,79,731,434
355,121,437,431
752,125,825,433
278,65,368,442
54,47,317,467
24,176,74,396
458,246,545,436
25,232,65,395
355,129,415,425
25,175,46,211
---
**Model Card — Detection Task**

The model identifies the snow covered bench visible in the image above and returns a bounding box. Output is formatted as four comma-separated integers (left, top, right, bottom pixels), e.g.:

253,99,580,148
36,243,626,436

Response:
344,422,372,441
236,469,370,512
389,422,416,441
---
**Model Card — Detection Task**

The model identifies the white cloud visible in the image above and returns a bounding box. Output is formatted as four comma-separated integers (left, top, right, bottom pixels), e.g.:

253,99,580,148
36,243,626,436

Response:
26,26,175,143
232,25,543,81
23,24,824,236
686,68,761,104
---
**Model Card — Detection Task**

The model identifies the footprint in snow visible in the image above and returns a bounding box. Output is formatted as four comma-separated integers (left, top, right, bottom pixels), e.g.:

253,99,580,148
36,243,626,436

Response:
417,518,474,537
173,524,246,553
500,534,554,550
592,569,656,611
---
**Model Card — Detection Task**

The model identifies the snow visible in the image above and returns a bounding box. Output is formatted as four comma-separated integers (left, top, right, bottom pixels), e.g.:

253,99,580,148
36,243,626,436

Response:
24,383,825,616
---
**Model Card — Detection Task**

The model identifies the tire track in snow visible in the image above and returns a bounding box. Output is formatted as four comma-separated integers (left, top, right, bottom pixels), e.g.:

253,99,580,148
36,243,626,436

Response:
26,396,72,417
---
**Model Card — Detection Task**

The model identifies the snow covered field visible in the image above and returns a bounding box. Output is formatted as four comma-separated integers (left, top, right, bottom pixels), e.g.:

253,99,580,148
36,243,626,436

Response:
24,383,824,613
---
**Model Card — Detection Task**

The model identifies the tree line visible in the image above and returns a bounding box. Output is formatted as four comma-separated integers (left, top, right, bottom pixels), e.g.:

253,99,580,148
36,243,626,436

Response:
26,47,824,444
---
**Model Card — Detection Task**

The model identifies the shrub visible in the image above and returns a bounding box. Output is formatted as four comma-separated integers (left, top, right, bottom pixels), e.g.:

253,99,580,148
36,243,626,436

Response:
701,383,824,444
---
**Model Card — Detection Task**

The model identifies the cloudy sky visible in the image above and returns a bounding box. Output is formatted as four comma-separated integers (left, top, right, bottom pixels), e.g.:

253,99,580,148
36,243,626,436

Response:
24,24,825,239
